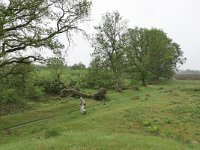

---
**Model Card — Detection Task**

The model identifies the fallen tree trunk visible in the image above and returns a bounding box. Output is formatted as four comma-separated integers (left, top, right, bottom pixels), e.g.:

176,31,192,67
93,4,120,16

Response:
60,88,108,101
60,88,91,98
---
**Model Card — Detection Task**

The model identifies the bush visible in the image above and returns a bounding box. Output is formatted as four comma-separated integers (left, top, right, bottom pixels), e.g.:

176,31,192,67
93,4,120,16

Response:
85,68,114,89
26,85,44,100
93,88,107,100
0,89,22,104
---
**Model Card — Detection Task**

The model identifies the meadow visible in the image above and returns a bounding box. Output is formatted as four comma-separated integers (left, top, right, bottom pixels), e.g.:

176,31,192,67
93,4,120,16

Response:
174,74,200,80
0,80,199,150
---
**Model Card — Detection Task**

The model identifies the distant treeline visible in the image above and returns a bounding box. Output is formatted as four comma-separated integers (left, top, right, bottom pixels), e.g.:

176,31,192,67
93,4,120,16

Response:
177,69,200,74
174,74,200,80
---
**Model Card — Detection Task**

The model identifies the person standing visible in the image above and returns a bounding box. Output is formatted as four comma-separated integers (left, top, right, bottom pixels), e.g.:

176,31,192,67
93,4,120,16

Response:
80,97,86,114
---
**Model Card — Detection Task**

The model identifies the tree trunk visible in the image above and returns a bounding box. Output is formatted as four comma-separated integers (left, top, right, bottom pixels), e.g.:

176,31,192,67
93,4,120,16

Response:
141,78,146,86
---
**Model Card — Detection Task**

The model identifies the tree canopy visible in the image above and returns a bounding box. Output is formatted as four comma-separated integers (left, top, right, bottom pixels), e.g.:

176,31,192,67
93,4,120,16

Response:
91,11,127,91
0,0,91,71
124,27,186,85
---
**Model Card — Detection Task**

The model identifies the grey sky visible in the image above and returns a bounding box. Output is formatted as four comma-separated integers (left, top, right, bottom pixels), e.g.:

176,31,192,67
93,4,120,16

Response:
67,0,200,70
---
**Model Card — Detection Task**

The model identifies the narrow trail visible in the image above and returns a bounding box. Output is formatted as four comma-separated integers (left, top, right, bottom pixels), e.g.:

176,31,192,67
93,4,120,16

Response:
1,96,135,132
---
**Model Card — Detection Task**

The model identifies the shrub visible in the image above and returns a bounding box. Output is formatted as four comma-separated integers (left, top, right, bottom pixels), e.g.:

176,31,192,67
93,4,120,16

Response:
85,68,114,89
93,88,107,100
0,89,22,104
23,72,45,100
26,85,44,100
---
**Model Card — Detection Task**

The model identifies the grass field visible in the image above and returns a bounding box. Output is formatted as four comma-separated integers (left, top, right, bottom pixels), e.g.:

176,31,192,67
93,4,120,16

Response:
0,80,200,150
174,74,200,80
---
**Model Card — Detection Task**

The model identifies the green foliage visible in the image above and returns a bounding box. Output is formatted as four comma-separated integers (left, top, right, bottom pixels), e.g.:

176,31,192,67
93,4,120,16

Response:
124,27,185,85
91,13,185,87
25,82,44,100
0,0,92,69
0,64,45,103
62,69,88,89
31,66,89,95
0,64,33,90
91,11,127,90
0,81,200,150
46,56,65,80
70,62,86,70
0,64,34,103
0,89,22,104
32,57,66,95
86,66,114,89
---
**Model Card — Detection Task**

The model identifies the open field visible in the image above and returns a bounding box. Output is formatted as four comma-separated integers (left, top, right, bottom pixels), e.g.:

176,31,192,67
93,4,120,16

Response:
0,80,200,150
174,74,200,80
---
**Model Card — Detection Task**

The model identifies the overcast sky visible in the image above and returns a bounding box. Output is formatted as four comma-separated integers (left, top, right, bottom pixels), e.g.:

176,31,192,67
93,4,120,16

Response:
67,0,200,70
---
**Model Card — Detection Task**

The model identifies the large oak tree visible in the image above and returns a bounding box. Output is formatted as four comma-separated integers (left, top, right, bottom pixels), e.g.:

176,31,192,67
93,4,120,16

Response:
0,0,91,76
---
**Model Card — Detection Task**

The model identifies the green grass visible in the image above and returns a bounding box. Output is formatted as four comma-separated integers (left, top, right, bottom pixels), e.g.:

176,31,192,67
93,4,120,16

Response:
0,80,200,150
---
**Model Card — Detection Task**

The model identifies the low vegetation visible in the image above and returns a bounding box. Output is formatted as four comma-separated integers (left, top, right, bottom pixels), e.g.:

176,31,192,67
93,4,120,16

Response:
0,80,200,150
0,1,199,149
174,74,200,80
